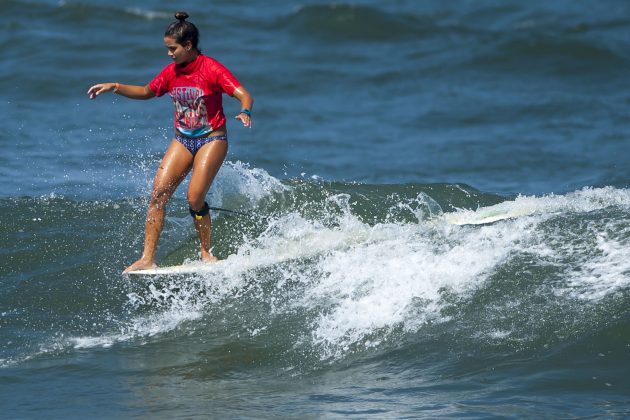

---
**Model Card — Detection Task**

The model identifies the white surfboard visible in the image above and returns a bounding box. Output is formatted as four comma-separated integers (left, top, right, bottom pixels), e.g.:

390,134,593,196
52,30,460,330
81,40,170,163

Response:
127,261,223,276
442,201,537,226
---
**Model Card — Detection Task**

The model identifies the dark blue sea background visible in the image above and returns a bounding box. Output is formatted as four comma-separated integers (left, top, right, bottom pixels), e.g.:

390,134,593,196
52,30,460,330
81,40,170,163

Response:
1,0,629,417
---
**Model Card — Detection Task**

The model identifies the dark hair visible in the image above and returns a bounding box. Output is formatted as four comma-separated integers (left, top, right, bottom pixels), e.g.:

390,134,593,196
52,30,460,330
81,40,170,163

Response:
165,11,199,50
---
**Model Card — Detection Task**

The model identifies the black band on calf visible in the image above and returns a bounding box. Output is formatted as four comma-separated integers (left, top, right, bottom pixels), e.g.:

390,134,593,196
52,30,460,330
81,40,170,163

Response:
189,202,210,220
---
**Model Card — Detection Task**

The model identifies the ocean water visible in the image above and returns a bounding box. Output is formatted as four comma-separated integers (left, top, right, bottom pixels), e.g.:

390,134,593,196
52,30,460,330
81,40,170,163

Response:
1,0,629,417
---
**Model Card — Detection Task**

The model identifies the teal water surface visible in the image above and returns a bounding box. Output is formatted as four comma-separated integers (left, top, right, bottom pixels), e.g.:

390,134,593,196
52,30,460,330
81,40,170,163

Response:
1,0,629,417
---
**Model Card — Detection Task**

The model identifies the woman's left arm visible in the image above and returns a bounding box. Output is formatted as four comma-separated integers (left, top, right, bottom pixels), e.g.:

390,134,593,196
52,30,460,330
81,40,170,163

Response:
233,86,254,128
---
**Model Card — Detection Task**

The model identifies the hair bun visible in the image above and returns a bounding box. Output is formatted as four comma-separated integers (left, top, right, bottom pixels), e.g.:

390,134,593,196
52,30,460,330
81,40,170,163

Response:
174,11,189,22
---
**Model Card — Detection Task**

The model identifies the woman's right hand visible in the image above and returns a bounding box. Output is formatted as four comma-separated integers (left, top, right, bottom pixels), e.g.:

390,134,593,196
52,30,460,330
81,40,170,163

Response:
87,83,117,99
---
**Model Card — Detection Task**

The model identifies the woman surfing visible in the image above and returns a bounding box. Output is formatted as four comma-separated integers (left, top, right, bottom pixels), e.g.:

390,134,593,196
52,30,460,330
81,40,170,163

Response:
88,11,253,273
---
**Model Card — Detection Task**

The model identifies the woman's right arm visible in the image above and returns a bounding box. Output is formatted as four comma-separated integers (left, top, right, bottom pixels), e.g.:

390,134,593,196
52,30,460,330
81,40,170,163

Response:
87,83,155,100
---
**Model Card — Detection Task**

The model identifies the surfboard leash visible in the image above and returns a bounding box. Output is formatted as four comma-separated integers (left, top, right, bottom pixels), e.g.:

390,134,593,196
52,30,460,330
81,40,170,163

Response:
207,206,252,217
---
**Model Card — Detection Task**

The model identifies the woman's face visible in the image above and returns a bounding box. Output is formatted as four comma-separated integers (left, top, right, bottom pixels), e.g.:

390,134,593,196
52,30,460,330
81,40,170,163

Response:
164,36,194,65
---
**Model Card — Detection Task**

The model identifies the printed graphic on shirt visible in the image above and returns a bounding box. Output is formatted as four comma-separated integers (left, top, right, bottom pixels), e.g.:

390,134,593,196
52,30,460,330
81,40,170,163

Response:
171,86,211,136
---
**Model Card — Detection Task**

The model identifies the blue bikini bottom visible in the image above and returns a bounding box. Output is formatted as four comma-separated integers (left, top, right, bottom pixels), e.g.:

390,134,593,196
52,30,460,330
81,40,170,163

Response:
175,134,227,155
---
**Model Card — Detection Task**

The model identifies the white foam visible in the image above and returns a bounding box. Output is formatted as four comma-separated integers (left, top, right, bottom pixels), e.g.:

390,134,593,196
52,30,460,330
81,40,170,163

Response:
123,8,171,20
289,187,630,358
65,186,630,357
210,160,288,210
444,186,630,225
70,335,125,349
560,230,630,301
304,215,532,358
68,306,204,350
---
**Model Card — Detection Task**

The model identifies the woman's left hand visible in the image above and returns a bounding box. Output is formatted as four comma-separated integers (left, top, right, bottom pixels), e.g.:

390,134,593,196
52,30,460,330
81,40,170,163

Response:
232,87,253,128
235,112,252,128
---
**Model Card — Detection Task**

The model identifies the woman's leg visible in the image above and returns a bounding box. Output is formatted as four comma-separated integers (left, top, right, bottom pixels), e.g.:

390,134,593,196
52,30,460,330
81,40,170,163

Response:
187,139,228,262
123,140,193,273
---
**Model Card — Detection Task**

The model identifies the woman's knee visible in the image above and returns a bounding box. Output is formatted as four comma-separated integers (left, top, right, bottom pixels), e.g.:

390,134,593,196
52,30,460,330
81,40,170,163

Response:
150,186,174,208
187,192,205,211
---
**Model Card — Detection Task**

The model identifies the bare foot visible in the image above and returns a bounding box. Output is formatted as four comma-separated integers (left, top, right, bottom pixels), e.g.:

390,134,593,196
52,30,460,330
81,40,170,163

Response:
123,257,157,274
201,251,219,263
